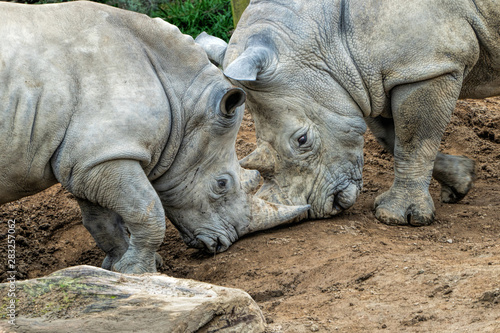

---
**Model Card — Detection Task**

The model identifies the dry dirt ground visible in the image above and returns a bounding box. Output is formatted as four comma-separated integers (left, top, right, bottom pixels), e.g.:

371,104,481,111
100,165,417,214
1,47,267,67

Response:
1,98,499,332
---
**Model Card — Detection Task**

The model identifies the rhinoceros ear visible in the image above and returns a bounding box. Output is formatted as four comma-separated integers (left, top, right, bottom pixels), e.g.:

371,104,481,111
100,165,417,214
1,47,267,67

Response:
195,32,228,67
220,88,246,116
224,45,276,82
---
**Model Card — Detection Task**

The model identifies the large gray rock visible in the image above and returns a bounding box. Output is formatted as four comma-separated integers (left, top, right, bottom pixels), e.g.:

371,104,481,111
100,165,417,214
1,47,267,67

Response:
0,265,265,333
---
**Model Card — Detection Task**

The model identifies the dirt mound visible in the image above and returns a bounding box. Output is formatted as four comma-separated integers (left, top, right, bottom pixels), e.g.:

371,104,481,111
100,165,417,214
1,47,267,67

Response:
1,98,499,332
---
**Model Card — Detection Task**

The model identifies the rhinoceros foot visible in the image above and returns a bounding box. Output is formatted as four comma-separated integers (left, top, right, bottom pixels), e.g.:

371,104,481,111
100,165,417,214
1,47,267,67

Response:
101,248,163,271
102,254,121,271
433,154,476,203
154,252,164,268
374,187,435,226
112,251,157,274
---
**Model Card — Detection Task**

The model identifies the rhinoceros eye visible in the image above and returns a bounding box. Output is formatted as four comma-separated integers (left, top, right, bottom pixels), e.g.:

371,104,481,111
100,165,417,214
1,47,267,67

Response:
217,179,227,188
298,133,307,146
211,175,234,199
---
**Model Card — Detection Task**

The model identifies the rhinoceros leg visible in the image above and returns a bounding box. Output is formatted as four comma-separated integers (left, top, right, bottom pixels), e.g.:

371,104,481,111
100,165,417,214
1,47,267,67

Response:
70,160,165,274
77,200,164,271
432,153,476,203
370,74,464,226
366,117,476,204
77,199,130,270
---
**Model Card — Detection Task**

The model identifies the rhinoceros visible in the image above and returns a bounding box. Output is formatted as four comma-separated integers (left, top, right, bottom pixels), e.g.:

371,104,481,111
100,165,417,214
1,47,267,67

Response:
0,1,309,274
196,0,500,226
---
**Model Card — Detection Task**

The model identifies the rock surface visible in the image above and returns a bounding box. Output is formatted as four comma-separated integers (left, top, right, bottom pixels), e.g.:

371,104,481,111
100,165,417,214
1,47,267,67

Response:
0,265,265,333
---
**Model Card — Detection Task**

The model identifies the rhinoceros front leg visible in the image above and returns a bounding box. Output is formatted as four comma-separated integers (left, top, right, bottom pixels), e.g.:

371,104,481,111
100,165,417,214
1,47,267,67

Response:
70,160,165,273
373,74,464,226
78,199,164,271
77,199,130,270
366,116,476,204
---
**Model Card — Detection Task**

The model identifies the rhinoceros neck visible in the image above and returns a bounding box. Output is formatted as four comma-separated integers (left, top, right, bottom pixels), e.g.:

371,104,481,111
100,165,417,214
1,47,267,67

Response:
144,61,221,182
147,78,184,181
133,19,215,180
308,0,372,117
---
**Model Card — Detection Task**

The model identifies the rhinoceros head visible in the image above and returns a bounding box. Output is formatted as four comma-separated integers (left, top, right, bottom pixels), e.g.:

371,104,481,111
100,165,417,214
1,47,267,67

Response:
196,29,367,219
155,76,309,253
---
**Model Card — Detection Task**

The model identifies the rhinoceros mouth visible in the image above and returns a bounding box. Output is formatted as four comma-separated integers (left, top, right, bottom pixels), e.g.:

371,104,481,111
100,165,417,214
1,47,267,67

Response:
313,182,360,218
264,177,359,220
175,227,231,253
195,234,234,253
312,193,352,219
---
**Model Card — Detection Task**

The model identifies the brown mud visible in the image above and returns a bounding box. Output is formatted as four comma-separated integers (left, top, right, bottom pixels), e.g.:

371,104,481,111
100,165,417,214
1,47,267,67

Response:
1,98,499,332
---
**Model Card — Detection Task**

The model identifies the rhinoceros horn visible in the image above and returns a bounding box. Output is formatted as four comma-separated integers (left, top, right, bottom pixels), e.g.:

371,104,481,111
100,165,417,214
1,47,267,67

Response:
255,179,294,206
239,142,276,176
246,197,310,234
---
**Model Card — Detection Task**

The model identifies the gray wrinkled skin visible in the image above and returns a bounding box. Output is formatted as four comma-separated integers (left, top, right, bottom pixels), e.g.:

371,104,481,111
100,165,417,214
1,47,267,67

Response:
196,0,498,225
0,2,308,274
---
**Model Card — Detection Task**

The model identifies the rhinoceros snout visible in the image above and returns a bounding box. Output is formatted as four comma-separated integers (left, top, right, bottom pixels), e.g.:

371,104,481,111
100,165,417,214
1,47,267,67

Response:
182,236,203,250
195,234,233,254
310,183,360,219
333,183,360,212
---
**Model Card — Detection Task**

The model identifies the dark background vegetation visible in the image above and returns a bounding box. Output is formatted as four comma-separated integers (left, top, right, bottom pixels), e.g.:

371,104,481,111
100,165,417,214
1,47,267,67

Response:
15,0,235,41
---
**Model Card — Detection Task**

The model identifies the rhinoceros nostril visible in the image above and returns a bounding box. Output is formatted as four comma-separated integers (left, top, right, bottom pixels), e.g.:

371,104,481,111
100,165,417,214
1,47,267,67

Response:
335,184,359,210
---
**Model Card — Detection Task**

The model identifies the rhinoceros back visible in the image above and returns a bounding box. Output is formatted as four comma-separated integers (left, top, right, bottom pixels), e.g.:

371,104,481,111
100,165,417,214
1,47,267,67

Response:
0,3,77,202
0,2,214,203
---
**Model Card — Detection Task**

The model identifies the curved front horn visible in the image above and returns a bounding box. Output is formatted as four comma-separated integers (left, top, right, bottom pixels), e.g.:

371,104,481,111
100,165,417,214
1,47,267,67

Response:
243,197,310,234
224,44,276,81
255,179,294,205
195,32,228,66
239,142,276,176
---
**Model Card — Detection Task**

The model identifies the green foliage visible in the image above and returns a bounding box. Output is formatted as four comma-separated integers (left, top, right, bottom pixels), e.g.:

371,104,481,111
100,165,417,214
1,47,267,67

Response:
153,0,233,41
97,0,160,15
31,0,234,42
33,0,165,16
